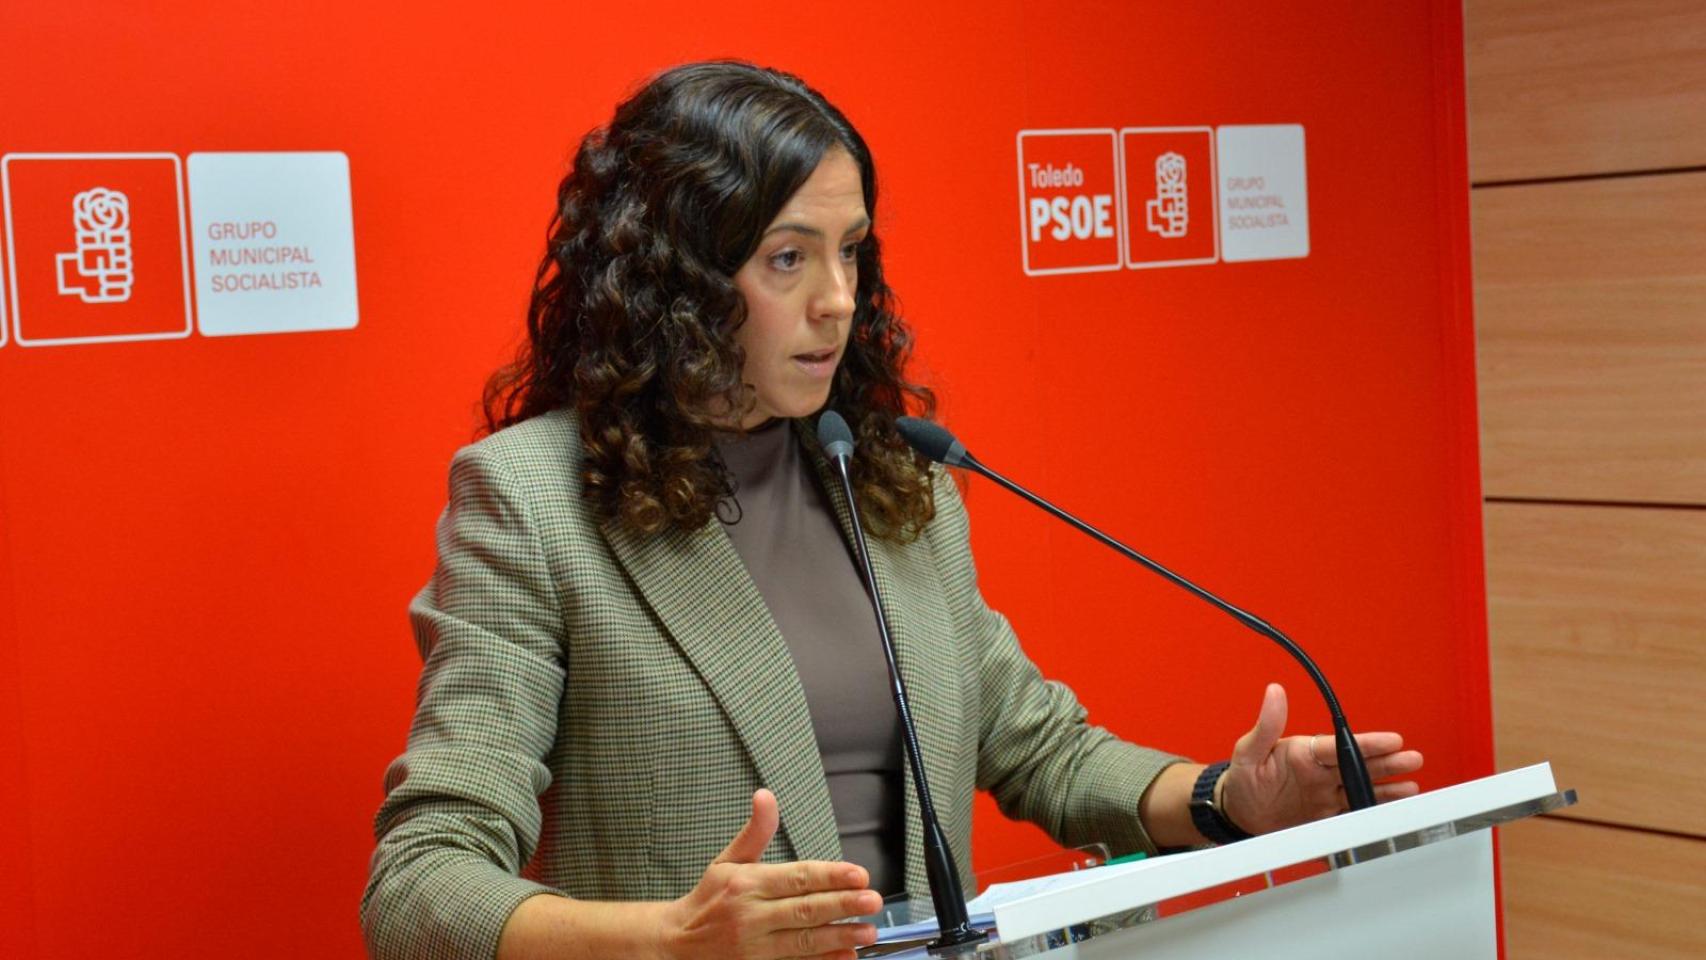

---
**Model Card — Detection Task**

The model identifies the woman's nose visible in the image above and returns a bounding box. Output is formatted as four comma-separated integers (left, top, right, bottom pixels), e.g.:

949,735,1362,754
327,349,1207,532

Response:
813,261,856,322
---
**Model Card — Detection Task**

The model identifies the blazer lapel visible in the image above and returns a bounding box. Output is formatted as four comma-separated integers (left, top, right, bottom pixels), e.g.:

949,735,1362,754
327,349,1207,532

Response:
601,514,842,864
798,423,963,895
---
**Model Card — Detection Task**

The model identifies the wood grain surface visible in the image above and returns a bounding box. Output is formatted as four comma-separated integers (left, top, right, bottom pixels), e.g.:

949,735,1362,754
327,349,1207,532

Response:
1501,816,1706,959
1466,0,1706,182
1486,502,1706,837
1474,173,1706,504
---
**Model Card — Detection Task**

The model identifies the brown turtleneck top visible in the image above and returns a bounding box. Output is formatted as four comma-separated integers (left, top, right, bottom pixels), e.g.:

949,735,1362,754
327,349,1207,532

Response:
714,419,906,895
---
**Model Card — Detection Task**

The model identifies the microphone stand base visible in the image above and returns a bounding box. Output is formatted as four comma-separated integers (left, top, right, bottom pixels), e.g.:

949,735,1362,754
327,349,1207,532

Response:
927,927,989,957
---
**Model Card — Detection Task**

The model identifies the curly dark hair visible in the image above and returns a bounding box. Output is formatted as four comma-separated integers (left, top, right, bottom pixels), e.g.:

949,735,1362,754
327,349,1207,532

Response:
484,61,937,540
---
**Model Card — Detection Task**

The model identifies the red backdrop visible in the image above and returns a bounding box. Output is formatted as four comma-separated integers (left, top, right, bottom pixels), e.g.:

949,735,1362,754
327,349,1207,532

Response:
0,2,1486,957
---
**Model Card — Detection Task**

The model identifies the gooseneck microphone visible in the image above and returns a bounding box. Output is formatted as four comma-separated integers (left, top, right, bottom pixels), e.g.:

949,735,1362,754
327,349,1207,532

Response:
816,411,987,957
894,415,1378,812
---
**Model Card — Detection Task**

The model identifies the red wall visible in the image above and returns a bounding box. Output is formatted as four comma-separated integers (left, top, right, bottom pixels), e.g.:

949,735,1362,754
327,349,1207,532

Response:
0,2,1487,957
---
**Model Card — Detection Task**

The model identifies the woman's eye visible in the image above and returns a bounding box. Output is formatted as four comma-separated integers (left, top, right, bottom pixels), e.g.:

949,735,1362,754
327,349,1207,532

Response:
770,249,803,270
840,242,861,261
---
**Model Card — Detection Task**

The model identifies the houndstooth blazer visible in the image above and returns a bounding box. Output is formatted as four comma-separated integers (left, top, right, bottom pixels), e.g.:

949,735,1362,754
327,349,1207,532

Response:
361,408,1182,960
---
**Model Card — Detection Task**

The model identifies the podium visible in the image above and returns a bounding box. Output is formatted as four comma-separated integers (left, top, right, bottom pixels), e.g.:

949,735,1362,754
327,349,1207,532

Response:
963,763,1574,959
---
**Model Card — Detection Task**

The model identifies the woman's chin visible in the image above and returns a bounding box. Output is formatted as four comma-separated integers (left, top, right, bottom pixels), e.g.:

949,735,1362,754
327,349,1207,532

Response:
758,390,834,422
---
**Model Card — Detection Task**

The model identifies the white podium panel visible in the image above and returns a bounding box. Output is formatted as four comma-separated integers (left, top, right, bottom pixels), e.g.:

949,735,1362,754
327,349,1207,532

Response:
861,764,1574,960
1071,830,1495,959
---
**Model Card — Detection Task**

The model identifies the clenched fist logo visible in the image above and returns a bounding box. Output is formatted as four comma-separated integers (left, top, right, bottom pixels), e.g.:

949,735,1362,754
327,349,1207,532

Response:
56,187,135,304
1144,152,1190,239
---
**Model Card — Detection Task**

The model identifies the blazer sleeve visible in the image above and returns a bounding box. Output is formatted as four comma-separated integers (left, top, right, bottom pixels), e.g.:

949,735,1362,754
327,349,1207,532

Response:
927,474,1186,857
362,441,569,960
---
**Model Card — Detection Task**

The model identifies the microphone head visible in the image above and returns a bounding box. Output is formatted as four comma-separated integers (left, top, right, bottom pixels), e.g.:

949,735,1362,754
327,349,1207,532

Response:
895,416,970,467
816,409,856,463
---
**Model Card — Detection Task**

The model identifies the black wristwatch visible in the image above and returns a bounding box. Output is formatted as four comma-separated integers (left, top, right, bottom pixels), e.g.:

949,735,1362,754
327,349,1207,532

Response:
1189,761,1253,845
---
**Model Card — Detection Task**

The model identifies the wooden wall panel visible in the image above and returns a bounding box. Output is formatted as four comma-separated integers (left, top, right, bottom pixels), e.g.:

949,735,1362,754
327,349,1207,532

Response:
1466,0,1706,182
1501,817,1706,960
1486,502,1706,836
1474,173,1706,504
1470,4,1706,957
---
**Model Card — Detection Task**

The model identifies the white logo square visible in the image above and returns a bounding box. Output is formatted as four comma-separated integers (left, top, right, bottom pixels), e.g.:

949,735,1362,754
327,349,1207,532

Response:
1215,125,1310,263
188,152,359,337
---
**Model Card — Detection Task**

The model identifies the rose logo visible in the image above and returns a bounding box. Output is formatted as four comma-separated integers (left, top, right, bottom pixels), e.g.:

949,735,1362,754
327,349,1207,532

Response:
1156,153,1187,186
74,187,130,233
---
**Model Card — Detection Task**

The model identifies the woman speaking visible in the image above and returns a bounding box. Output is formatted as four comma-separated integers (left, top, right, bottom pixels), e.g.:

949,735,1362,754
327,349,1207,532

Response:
362,61,1422,960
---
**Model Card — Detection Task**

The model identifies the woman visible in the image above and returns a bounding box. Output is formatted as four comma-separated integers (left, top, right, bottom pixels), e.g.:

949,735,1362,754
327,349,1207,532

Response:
362,61,1422,960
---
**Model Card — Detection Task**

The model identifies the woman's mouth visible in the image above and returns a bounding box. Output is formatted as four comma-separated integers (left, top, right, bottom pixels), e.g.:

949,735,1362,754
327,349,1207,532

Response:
792,347,838,377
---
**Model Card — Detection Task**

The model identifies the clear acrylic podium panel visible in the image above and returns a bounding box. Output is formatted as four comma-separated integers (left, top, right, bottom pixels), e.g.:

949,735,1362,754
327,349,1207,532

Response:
860,778,1576,960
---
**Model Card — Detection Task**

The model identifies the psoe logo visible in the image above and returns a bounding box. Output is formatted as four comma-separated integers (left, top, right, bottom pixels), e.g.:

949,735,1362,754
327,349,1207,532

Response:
1119,127,1217,269
56,187,134,304
2,153,192,346
1016,129,1122,276
1145,153,1189,239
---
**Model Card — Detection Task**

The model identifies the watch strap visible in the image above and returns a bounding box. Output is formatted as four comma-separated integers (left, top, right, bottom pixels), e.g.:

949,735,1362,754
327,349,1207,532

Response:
1189,760,1253,845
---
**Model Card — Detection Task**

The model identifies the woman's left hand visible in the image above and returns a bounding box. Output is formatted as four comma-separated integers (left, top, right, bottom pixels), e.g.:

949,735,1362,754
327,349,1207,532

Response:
1219,683,1424,836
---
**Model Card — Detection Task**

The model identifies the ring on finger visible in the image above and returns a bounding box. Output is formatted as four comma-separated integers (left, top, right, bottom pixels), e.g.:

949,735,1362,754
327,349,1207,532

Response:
1309,734,1331,769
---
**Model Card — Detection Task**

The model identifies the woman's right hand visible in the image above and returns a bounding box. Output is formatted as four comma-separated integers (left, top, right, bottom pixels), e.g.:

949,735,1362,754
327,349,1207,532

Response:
658,789,882,960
